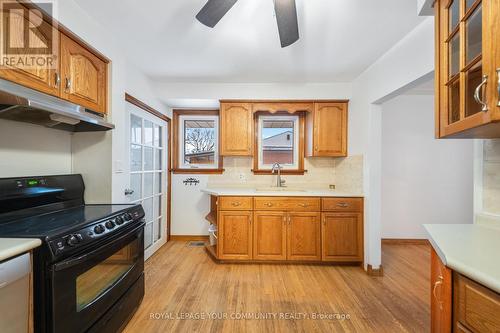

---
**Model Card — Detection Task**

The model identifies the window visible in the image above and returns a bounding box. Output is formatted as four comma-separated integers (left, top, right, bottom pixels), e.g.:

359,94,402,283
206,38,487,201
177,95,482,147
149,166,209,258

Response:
256,115,301,171
173,110,223,173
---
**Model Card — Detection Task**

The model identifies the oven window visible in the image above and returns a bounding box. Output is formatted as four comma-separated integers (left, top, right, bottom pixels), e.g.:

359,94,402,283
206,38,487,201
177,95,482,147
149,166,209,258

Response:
76,242,138,312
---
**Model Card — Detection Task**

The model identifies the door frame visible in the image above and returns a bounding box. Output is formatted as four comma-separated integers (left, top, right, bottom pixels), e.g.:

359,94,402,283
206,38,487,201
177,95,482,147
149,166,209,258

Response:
125,93,171,243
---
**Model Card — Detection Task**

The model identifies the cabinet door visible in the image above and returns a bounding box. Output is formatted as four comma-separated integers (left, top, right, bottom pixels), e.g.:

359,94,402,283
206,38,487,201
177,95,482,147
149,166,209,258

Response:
436,0,500,138
60,34,107,114
220,102,253,156
253,211,287,260
485,0,500,118
287,212,321,261
218,211,252,260
310,102,347,157
321,213,363,262
0,2,59,96
431,248,452,333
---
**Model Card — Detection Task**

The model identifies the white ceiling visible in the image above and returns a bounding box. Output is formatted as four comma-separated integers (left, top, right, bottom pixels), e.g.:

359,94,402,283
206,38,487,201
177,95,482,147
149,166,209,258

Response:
73,0,424,83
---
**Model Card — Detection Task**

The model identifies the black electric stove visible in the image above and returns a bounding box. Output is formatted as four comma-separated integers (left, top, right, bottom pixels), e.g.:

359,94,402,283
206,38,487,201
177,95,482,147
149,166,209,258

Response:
0,174,146,333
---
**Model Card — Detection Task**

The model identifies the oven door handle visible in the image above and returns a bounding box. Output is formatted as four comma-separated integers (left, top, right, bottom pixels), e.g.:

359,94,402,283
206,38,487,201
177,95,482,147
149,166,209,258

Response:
53,222,145,271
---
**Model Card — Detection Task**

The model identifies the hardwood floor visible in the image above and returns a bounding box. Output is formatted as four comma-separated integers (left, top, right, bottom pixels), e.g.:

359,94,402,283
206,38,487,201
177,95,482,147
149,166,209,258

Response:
124,242,430,332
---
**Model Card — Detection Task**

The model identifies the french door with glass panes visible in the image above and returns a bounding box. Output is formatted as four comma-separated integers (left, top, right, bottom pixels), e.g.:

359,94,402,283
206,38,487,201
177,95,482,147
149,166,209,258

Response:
128,105,168,260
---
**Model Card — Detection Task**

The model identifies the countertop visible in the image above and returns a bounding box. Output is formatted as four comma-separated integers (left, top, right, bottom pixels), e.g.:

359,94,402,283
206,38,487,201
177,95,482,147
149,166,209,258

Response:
424,224,500,294
0,238,41,262
201,187,364,197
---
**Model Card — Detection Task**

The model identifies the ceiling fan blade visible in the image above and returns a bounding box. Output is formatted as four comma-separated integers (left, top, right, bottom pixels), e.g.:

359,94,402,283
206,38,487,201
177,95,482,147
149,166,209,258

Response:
273,0,299,47
196,0,238,28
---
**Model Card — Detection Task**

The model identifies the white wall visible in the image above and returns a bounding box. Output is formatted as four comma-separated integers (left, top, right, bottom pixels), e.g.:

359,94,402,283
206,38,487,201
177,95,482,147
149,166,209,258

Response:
348,16,435,268
0,120,72,177
381,94,474,239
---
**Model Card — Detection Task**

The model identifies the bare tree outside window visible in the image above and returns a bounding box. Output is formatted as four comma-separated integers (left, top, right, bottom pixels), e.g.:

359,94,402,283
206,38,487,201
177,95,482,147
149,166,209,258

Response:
184,120,216,165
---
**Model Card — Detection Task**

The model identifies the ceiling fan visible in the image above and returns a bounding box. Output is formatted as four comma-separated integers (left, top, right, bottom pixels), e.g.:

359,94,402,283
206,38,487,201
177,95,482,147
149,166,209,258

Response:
195,0,299,48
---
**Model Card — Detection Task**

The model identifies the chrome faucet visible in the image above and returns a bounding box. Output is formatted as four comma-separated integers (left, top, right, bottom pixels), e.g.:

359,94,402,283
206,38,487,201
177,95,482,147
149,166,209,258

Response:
271,163,286,188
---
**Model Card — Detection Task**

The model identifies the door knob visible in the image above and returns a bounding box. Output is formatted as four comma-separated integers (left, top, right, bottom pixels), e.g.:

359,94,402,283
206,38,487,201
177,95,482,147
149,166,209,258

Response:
124,189,134,196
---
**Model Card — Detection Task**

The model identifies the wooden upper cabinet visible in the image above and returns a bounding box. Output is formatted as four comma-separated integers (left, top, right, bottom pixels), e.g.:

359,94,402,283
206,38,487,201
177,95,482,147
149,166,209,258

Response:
287,212,321,261
60,34,107,114
321,212,363,262
253,211,287,260
220,102,253,156
218,211,253,260
0,2,59,96
431,248,452,333
306,102,348,157
435,0,500,138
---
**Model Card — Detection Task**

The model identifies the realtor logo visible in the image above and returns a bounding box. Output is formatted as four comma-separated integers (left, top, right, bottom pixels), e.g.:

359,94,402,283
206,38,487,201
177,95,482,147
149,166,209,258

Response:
0,1,57,69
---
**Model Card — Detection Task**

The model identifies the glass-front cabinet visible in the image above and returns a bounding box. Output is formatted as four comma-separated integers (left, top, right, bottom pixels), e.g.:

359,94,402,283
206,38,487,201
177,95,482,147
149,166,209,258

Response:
435,0,500,138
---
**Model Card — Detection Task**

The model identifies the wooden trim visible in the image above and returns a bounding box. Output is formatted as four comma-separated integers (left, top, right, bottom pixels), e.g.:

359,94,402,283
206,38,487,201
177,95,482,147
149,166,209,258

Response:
171,168,224,174
252,112,306,175
172,109,224,173
125,93,171,122
367,264,384,277
125,94,172,241
382,239,431,245
170,235,209,241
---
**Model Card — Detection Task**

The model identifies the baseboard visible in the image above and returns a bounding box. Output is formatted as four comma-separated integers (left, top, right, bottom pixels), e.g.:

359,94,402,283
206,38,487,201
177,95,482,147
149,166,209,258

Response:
367,264,384,277
170,235,209,241
382,238,430,245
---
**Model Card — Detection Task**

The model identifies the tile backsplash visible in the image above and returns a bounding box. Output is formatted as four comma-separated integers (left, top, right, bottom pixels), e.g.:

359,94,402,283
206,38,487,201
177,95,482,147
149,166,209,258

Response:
207,155,364,194
478,140,500,227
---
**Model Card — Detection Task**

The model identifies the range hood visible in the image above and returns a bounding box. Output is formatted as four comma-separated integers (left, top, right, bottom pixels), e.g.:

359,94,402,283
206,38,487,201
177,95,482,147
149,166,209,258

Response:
0,78,114,132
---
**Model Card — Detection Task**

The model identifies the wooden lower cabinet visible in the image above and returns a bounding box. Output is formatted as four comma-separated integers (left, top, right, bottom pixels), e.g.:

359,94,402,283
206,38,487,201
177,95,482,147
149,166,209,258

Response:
322,213,363,261
287,212,321,261
209,196,364,264
431,248,452,333
218,211,253,260
253,211,287,260
430,247,500,332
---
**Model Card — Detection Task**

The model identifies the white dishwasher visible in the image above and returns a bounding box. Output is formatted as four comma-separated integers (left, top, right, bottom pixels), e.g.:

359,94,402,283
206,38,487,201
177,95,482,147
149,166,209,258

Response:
0,253,31,333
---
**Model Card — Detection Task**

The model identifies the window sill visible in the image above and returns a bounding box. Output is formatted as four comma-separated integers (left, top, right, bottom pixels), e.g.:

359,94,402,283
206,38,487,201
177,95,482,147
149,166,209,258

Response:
171,168,225,174
251,169,307,175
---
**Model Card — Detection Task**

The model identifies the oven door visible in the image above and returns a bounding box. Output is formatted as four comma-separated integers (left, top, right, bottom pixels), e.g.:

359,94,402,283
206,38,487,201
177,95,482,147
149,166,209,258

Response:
49,222,144,333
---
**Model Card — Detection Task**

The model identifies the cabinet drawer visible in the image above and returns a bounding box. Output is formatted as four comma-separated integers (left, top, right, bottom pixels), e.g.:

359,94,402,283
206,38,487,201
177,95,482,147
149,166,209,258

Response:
254,197,320,211
455,273,500,333
218,197,253,210
322,198,363,212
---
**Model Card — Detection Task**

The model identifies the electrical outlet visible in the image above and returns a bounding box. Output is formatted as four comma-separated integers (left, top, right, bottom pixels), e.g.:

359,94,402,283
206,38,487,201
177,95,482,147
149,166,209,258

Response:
239,173,246,181
329,184,336,190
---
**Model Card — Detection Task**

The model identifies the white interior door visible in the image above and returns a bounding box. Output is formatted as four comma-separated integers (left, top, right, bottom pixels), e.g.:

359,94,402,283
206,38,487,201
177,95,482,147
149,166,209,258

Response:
127,103,168,260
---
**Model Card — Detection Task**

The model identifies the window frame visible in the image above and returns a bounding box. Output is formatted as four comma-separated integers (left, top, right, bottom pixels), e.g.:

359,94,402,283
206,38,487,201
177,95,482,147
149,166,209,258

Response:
172,109,224,174
252,112,306,175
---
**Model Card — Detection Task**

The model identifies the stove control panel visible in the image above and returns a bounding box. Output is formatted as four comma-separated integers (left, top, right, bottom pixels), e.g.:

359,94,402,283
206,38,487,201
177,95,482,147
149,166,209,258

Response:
49,207,144,256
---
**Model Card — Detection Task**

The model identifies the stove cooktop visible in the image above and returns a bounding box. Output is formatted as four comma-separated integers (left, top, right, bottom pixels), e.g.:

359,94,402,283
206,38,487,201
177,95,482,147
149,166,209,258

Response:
0,204,138,240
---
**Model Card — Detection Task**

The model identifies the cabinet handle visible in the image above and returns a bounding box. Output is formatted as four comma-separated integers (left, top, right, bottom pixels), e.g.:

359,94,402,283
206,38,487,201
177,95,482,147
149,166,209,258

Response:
231,201,241,207
323,217,326,225
264,202,273,207
315,146,318,151
65,77,72,91
474,74,488,112
54,73,60,87
432,275,444,311
298,203,309,207
496,68,500,107
337,202,349,208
